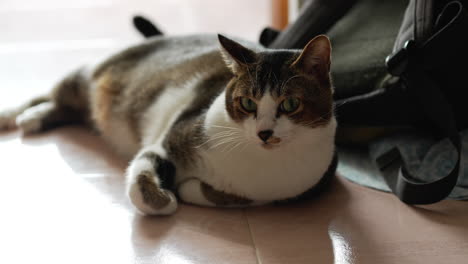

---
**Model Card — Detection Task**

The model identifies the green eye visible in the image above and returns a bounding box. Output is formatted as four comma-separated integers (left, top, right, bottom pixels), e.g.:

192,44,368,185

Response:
280,97,301,113
240,97,257,113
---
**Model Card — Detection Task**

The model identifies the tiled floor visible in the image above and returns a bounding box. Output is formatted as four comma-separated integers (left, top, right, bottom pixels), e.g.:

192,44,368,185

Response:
1,1,468,264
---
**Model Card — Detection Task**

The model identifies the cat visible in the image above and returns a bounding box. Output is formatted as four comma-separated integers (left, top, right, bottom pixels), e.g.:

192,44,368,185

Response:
0,34,337,215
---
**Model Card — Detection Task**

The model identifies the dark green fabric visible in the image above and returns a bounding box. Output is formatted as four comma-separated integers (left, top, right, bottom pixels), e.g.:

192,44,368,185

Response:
328,0,407,99
268,0,357,49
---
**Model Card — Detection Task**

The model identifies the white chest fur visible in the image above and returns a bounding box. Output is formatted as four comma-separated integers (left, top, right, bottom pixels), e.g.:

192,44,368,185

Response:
140,79,198,147
198,93,336,201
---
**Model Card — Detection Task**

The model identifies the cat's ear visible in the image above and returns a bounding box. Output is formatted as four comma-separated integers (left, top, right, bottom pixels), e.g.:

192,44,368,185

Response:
218,34,257,73
292,35,331,78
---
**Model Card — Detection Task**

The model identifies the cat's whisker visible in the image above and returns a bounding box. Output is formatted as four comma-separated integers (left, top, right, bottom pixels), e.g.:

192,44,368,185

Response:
219,141,245,162
221,139,241,154
207,124,241,131
334,100,348,109
238,141,250,153
196,137,234,149
207,126,241,132
222,139,243,154
222,138,253,161
219,134,243,146
227,141,244,154
212,129,239,133
203,133,236,142
299,119,324,127
210,140,235,151
195,131,241,148
211,130,241,137
209,135,243,150
298,108,337,127
211,130,240,137
220,141,236,153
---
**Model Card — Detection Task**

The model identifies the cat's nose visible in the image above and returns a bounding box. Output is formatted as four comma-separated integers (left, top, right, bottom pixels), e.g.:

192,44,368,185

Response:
258,130,273,142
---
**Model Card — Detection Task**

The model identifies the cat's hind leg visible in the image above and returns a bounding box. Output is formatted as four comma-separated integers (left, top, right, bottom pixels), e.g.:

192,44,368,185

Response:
0,96,50,131
10,68,90,134
15,101,84,134
127,146,178,215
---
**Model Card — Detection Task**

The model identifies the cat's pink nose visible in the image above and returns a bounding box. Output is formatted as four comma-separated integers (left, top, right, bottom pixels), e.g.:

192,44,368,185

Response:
257,130,273,142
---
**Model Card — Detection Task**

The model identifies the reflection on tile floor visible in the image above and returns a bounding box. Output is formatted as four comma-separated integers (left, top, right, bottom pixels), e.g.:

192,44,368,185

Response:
1,1,468,264
2,127,468,264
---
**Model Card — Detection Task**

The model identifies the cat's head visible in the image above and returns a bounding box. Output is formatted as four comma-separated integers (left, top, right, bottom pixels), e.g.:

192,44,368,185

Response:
218,34,334,149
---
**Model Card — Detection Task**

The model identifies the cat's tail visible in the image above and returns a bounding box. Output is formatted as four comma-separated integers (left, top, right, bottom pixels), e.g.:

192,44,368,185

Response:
133,16,164,38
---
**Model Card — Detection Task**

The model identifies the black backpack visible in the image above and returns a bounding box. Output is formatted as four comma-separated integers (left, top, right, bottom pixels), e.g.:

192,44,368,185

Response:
134,0,468,205
262,0,468,205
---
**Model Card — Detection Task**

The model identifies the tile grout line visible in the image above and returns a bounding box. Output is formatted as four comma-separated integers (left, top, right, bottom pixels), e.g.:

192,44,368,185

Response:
243,209,262,264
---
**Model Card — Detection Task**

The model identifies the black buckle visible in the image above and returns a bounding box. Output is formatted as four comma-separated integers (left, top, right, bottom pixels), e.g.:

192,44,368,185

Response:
385,40,417,77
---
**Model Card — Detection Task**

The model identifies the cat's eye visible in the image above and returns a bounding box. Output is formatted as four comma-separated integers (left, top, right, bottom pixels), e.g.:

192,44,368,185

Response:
240,97,257,113
280,97,301,113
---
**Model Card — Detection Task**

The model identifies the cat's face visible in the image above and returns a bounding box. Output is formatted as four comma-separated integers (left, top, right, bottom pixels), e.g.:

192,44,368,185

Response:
219,35,333,149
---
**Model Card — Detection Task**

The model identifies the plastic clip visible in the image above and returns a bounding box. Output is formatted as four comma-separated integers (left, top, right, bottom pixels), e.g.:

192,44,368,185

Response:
385,40,416,77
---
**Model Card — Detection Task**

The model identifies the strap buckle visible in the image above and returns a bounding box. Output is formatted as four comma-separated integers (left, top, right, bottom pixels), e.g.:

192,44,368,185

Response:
385,40,417,77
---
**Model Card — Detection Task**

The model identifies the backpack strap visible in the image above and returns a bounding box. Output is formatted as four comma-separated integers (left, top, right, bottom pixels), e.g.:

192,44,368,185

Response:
394,0,435,52
378,1,468,204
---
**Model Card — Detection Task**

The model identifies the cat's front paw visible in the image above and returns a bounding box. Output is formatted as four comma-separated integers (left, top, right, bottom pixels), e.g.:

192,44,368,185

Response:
128,171,178,215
